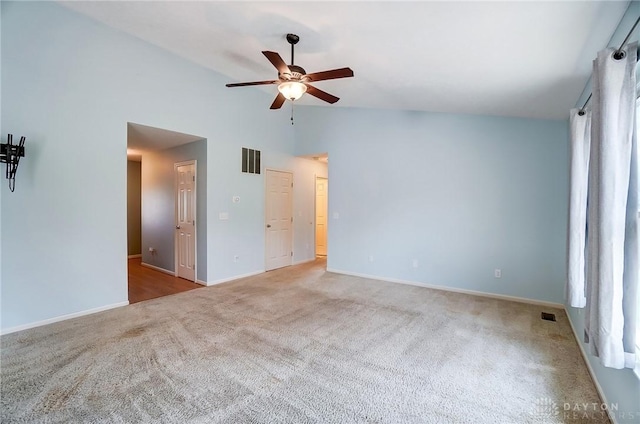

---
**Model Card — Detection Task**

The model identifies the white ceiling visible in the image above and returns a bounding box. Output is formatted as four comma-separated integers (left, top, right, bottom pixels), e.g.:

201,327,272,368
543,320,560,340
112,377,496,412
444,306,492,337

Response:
61,1,629,120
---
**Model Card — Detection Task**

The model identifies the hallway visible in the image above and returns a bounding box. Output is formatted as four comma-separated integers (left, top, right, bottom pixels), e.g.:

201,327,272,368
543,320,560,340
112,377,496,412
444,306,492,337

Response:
128,258,202,303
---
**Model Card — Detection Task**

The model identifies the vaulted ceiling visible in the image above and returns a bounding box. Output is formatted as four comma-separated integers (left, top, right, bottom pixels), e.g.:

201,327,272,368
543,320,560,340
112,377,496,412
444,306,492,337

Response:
61,1,629,120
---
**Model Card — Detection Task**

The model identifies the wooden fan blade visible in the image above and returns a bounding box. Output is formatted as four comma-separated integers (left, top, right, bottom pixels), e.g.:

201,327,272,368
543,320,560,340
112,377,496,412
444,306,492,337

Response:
305,84,339,104
270,93,286,109
305,67,354,82
226,80,278,88
262,51,291,76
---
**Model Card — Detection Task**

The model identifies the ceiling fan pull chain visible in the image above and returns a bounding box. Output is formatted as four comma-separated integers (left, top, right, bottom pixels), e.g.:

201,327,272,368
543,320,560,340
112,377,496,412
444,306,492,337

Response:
291,104,295,125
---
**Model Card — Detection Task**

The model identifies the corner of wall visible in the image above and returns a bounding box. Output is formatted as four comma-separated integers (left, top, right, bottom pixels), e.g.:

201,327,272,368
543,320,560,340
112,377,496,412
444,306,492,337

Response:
565,305,640,421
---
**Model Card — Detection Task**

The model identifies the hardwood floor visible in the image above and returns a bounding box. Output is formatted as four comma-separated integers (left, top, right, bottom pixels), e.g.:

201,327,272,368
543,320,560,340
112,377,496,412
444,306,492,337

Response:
128,258,202,304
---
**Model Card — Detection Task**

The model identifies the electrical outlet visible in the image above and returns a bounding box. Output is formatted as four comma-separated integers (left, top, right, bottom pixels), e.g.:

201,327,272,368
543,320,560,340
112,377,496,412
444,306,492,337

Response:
233,255,239,262
494,269,502,278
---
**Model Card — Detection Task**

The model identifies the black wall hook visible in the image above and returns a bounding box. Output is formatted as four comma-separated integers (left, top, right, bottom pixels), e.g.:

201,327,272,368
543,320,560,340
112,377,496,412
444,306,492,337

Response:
0,134,26,192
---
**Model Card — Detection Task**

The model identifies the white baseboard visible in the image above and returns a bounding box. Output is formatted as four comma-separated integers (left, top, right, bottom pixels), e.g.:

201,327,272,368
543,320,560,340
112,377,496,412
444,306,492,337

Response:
141,262,175,276
326,268,564,309
565,308,617,424
127,254,142,259
207,270,264,286
1,301,130,336
141,262,208,286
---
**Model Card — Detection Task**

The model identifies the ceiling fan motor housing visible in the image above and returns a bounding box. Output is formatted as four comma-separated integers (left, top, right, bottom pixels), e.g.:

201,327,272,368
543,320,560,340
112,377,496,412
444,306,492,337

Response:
282,64,308,82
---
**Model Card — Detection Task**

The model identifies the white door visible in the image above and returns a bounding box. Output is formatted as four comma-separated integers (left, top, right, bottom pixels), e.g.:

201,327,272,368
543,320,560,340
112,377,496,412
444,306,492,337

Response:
175,161,196,281
315,177,328,256
265,169,293,271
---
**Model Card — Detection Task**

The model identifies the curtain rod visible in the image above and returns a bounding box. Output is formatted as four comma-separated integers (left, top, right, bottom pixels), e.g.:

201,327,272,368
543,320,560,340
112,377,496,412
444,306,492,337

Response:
578,15,640,116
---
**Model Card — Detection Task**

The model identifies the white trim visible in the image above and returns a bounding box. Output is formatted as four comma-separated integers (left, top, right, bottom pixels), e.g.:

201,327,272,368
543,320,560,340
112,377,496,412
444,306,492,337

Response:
196,279,208,286
1,301,129,336
141,262,174,276
206,270,264,286
565,308,617,424
314,175,329,258
127,254,142,259
326,268,564,309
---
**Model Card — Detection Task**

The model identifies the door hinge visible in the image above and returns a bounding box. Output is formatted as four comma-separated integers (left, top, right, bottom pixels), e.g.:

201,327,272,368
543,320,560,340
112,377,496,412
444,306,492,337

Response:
291,217,293,223
291,251,293,257
291,182,293,188
193,176,195,182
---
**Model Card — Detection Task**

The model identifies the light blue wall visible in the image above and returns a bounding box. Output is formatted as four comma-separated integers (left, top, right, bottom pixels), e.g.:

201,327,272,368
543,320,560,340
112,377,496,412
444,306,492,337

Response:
295,106,569,304
0,2,3,312
141,140,207,281
566,2,640,420
0,1,325,330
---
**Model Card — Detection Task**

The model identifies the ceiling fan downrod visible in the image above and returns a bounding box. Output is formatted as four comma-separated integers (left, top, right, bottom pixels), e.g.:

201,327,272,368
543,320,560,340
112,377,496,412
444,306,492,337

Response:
286,33,299,66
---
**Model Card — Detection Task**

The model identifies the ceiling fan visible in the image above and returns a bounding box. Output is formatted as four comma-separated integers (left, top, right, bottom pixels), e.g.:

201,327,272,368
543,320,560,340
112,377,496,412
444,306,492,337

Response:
226,33,354,109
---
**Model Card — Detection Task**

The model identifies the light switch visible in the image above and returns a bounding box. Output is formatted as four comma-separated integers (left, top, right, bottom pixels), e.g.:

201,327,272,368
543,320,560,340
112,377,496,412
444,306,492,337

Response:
219,212,229,220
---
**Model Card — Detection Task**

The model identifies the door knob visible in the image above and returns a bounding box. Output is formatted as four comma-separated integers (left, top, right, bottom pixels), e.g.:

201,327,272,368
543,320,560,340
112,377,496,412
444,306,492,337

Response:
176,225,181,229
266,224,271,228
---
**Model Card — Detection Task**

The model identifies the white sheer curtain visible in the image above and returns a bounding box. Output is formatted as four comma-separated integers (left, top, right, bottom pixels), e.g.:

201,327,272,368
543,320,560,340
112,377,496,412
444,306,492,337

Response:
582,41,638,369
567,110,591,308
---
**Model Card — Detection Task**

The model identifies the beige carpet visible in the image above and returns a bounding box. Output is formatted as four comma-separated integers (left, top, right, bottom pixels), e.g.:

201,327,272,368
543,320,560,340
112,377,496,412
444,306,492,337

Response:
1,260,607,423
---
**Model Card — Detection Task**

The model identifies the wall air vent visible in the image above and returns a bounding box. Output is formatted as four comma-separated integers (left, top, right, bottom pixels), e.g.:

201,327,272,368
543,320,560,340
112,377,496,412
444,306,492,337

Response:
242,147,261,174
541,312,556,322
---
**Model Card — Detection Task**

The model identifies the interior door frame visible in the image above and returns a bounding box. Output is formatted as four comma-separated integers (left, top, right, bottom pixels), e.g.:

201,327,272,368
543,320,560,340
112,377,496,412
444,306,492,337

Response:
264,168,294,271
174,160,197,282
315,175,328,257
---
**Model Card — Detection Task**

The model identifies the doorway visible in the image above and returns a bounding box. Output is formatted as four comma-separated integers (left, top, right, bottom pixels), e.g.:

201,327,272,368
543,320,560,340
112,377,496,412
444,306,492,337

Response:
126,122,207,303
265,169,293,271
315,176,328,257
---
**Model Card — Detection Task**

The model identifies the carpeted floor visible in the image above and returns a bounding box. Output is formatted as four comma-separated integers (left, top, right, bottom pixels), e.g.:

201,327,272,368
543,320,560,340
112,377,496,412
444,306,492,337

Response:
1,259,608,423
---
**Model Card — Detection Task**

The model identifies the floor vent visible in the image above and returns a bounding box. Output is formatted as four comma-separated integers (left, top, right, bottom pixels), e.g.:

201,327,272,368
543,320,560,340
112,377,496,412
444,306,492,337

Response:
541,312,556,322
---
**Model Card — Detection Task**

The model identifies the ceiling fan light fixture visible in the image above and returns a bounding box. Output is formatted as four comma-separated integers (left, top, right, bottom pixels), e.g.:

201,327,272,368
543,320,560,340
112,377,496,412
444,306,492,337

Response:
278,81,307,101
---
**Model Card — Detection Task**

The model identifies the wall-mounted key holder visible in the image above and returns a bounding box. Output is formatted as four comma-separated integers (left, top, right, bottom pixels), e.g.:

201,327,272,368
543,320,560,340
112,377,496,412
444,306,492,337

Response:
0,134,26,192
